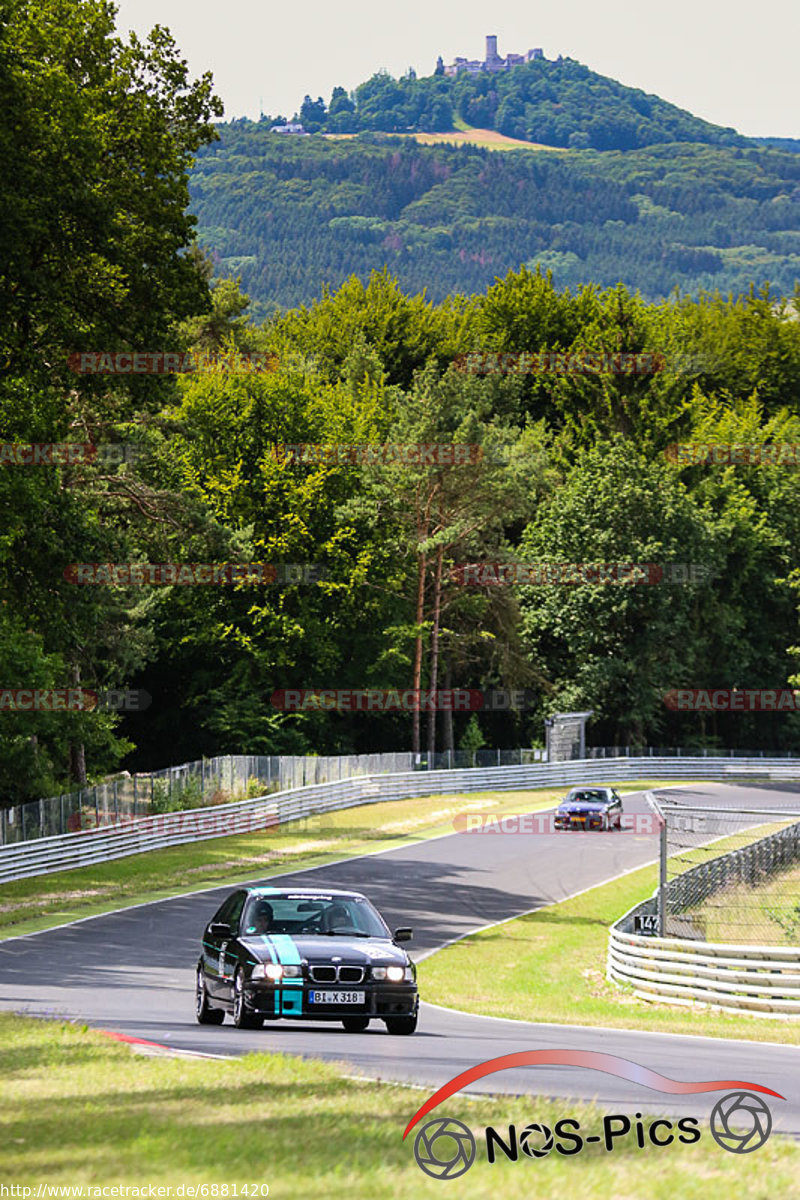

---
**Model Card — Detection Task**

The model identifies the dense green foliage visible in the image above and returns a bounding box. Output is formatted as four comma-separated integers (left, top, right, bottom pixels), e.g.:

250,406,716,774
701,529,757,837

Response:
2,2,800,803
190,126,800,312
288,57,746,152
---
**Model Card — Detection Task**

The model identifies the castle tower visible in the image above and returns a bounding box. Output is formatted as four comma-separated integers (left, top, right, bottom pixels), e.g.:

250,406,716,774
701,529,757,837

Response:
486,34,499,62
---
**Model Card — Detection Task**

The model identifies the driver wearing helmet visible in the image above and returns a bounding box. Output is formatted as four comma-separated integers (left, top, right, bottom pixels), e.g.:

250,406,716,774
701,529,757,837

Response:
251,899,273,935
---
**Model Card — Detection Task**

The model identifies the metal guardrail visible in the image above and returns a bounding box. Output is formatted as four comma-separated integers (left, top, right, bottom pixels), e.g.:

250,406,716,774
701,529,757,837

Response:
2,754,800,885
608,921,800,1017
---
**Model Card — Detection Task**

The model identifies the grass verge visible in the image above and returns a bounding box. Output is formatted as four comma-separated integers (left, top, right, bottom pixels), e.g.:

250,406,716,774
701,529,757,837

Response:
680,860,800,945
0,781,670,940
1,1013,797,1198
419,861,800,1044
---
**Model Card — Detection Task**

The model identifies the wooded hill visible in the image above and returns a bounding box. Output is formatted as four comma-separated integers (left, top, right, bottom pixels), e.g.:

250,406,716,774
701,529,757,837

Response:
290,56,747,151
190,127,800,314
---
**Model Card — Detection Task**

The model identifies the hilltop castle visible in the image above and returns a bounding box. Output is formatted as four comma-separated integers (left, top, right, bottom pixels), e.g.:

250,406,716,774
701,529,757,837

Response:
441,34,544,76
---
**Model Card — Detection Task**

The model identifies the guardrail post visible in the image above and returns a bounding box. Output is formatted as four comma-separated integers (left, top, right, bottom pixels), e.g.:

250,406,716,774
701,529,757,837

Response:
659,816,667,936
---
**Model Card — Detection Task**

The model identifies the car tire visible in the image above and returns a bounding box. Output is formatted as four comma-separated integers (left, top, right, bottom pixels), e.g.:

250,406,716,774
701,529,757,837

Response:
196,968,225,1025
232,968,263,1029
384,1012,417,1035
342,1016,370,1033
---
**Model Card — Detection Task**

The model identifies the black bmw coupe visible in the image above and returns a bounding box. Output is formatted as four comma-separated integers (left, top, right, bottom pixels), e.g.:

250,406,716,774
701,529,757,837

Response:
196,886,419,1034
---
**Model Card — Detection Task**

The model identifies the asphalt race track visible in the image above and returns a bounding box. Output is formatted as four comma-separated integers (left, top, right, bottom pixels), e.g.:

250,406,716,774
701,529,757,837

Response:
2,783,799,1134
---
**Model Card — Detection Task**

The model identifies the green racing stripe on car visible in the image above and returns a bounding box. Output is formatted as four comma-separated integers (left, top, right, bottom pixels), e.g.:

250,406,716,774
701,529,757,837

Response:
267,934,302,966
264,934,303,1016
258,935,281,1016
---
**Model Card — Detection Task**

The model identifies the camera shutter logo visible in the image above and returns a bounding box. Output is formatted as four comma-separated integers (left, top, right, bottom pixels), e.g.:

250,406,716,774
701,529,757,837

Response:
519,1122,554,1158
710,1092,772,1153
413,1117,476,1179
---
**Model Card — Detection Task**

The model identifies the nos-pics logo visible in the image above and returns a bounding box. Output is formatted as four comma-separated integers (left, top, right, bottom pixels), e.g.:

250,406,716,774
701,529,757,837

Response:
404,1050,782,1179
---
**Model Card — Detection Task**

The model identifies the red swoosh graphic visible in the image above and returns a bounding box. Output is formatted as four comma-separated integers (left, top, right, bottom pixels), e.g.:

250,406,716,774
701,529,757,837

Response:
402,1050,785,1139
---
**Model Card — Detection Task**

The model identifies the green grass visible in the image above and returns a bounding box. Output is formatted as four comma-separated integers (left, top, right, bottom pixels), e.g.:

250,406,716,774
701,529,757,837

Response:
679,860,800,945
0,780,671,939
419,862,800,1044
2,1013,798,1198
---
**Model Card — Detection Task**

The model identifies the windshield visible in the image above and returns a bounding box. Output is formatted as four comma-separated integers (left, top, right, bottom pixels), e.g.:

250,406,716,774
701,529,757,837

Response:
242,893,391,938
568,790,608,804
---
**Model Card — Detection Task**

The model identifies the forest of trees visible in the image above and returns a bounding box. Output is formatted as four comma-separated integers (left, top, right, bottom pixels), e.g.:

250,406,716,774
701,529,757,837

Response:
286,56,747,152
190,125,800,314
2,1,800,806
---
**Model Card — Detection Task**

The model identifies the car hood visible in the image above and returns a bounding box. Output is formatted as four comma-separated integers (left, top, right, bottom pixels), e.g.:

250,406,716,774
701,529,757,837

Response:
241,934,409,966
559,801,606,812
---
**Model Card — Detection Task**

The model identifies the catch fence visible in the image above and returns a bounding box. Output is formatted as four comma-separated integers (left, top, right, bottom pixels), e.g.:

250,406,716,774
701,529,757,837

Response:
658,800,800,943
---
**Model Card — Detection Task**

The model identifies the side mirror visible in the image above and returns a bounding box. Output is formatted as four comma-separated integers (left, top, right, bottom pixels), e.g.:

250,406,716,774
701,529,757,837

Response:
208,922,232,938
393,927,413,943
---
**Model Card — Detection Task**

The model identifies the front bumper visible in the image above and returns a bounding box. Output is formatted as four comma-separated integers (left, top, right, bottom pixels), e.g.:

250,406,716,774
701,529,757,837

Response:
554,813,603,829
245,981,418,1020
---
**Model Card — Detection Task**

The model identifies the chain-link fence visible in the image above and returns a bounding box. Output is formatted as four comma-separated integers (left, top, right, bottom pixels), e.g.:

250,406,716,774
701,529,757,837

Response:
0,748,554,845
658,799,800,944
0,751,416,845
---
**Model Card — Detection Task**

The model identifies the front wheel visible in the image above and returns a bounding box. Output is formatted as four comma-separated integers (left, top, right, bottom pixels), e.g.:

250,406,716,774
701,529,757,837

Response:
342,1016,370,1033
196,968,225,1025
385,1012,417,1035
232,968,263,1029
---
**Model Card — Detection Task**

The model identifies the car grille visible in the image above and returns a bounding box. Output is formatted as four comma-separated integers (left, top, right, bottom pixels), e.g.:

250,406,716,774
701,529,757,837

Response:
308,965,365,984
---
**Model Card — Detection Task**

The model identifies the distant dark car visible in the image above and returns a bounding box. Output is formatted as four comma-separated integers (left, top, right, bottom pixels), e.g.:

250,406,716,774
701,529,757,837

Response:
196,886,419,1035
554,786,624,831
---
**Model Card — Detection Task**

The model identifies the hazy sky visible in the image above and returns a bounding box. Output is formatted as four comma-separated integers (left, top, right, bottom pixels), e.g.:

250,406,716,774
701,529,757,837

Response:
113,0,798,139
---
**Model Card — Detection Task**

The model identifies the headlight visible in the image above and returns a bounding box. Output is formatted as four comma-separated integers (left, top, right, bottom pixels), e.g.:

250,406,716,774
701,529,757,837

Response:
251,963,303,981
373,965,411,982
